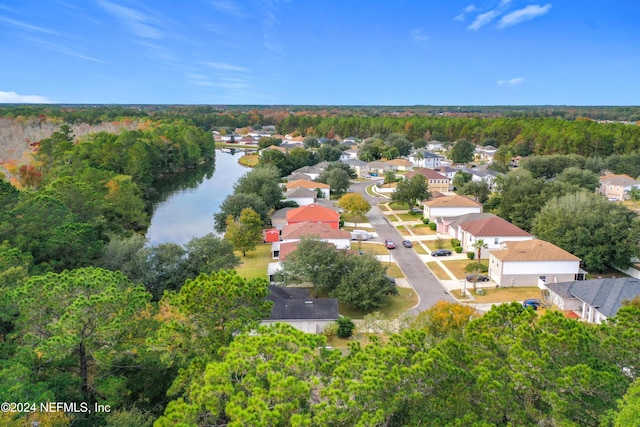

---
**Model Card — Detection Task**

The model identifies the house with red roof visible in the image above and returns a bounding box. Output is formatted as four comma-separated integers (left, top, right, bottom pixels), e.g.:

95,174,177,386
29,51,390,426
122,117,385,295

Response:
286,204,339,229
280,222,351,249
404,168,452,193
456,214,533,258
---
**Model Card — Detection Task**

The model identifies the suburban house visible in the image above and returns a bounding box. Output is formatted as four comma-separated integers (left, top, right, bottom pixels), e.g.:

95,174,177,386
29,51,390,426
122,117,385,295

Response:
270,207,294,231
279,221,351,249
286,172,313,182
467,168,502,190
475,145,498,162
424,195,482,221
289,166,323,180
385,158,414,171
409,150,444,169
262,285,339,334
597,173,640,200
457,216,533,258
433,165,458,180
488,239,582,287
342,158,368,177
283,187,316,206
285,179,330,199
427,141,444,151
435,212,495,236
404,168,452,193
260,144,288,155
543,277,640,324
364,160,396,176
286,204,340,229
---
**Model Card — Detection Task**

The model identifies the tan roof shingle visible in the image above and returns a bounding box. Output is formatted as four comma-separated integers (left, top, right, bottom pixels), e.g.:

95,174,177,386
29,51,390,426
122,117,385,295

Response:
491,240,580,262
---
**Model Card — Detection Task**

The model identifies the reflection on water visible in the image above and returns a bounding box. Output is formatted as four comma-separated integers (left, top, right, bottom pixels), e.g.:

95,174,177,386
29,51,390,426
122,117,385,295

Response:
146,150,251,245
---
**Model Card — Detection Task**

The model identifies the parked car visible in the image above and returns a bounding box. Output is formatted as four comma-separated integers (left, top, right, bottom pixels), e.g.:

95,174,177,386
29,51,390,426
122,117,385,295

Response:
410,207,423,214
384,275,397,285
402,240,412,248
431,249,452,257
523,299,541,310
385,239,396,249
466,273,489,282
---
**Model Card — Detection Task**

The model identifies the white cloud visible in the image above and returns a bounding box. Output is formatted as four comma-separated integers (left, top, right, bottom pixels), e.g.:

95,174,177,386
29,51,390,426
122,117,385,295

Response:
206,0,248,18
97,0,164,39
468,10,500,31
454,4,477,22
0,91,53,103
204,62,248,72
411,28,429,42
497,4,552,29
0,15,60,35
497,77,524,86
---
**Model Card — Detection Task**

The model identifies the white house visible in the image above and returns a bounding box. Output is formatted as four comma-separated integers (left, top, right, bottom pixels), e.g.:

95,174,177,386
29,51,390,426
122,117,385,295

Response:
424,195,482,220
283,187,316,206
427,141,444,151
488,240,581,287
262,286,339,334
468,168,502,190
543,277,640,324
409,150,444,169
457,215,533,259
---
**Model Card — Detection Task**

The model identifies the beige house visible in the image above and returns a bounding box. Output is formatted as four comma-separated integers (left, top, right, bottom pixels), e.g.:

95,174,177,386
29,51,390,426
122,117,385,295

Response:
489,240,581,287
285,179,330,199
385,158,414,171
404,168,452,193
598,173,640,200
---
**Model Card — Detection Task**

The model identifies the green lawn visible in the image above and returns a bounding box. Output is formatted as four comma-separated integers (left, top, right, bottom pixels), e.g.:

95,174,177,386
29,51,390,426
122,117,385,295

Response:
425,239,454,251
426,262,450,280
385,263,404,278
396,213,422,221
338,287,418,319
234,243,272,279
413,243,429,255
388,202,410,210
356,242,389,255
454,286,543,303
441,259,489,279
411,226,437,236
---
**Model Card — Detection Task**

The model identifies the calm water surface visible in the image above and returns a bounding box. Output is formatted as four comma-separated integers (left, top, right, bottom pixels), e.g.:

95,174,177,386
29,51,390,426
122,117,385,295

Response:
146,150,251,245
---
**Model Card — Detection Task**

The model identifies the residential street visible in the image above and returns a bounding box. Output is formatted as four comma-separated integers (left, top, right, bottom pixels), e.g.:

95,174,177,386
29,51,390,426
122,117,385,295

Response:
350,180,455,313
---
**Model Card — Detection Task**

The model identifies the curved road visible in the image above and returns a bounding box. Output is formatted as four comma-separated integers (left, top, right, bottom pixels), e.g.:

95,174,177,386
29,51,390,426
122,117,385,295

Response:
350,180,454,313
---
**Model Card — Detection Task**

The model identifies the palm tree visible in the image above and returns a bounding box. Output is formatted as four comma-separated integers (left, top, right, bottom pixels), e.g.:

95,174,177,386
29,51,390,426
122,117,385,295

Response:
472,239,488,260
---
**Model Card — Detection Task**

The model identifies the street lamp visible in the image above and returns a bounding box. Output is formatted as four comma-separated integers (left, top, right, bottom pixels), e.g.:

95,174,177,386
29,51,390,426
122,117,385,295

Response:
461,279,467,297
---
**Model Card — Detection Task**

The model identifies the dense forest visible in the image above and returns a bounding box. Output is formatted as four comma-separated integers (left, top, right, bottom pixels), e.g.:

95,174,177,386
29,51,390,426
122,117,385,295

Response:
1,105,640,426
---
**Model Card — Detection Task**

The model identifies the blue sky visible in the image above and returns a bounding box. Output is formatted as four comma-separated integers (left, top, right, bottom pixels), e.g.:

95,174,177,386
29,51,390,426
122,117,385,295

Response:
1,1,638,105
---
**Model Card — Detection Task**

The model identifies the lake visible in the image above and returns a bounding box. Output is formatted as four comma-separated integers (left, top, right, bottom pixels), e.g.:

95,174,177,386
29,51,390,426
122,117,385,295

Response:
146,149,252,245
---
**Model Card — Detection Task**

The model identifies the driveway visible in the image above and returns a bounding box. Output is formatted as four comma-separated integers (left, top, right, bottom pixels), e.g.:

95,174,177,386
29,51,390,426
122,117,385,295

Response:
350,180,454,313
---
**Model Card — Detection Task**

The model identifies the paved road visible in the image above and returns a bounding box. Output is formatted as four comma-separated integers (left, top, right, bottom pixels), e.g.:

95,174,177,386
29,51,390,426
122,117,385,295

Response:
350,180,454,313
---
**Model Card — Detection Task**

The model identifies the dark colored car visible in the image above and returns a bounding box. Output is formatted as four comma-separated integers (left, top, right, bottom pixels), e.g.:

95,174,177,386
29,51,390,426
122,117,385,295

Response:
523,299,541,310
402,240,413,248
385,239,396,249
466,273,489,282
385,275,397,285
431,249,452,257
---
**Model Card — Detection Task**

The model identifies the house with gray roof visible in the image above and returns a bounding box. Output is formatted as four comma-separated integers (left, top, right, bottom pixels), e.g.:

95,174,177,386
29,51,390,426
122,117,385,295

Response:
408,149,444,169
543,277,640,324
262,285,339,334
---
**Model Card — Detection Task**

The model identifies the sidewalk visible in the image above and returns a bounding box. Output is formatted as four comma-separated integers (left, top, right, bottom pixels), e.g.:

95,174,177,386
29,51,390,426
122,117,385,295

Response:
378,201,472,297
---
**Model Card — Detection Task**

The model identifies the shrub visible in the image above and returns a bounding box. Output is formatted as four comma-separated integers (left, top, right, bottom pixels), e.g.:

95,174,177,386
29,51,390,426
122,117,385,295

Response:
336,317,356,338
429,222,437,231
451,238,460,247
339,219,345,227
454,246,463,253
467,252,475,260
422,218,429,225
322,322,338,340
465,261,489,273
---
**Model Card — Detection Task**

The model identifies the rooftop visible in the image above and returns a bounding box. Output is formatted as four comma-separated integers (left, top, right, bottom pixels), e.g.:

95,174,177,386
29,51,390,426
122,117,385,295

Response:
281,221,350,240
426,194,482,208
266,285,339,320
459,216,531,237
491,239,580,262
